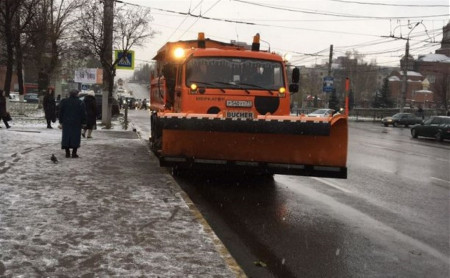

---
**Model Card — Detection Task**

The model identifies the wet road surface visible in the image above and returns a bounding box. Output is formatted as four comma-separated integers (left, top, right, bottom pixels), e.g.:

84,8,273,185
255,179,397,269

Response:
170,121,450,277
126,88,449,277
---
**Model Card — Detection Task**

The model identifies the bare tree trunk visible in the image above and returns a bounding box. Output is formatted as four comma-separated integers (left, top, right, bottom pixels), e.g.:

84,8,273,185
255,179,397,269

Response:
14,11,25,114
3,2,14,95
101,0,114,128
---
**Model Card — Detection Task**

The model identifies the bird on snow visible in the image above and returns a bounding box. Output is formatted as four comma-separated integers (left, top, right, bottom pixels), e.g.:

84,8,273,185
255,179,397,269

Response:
51,154,58,163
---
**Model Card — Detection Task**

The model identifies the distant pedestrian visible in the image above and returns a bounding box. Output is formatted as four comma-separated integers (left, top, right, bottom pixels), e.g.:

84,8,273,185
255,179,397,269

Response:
447,110,450,116
55,94,61,119
141,98,148,110
82,90,97,139
0,90,11,129
417,106,424,120
118,96,123,110
43,89,56,128
59,89,86,158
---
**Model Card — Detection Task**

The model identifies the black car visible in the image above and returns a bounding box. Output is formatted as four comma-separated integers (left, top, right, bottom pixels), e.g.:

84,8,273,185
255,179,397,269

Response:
24,93,39,103
411,116,450,142
78,92,120,120
381,113,423,127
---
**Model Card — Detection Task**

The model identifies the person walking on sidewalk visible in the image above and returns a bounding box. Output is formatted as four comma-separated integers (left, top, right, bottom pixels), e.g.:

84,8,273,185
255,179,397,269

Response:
43,89,56,128
0,90,11,129
82,90,97,138
59,89,86,158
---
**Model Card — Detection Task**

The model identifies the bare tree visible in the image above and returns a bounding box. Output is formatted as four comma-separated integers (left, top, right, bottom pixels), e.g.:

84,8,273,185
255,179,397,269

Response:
0,0,37,95
336,51,378,108
25,0,85,93
76,0,156,127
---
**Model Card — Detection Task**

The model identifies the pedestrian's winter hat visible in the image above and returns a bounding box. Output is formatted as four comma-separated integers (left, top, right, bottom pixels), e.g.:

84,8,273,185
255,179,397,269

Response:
69,89,79,97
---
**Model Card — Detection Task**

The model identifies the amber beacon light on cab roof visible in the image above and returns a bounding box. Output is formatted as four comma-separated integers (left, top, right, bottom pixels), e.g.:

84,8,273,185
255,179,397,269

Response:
149,33,348,178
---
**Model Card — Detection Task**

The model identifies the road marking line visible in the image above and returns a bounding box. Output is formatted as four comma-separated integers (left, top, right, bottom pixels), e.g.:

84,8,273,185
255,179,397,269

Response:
311,177,352,193
279,180,450,266
431,177,450,189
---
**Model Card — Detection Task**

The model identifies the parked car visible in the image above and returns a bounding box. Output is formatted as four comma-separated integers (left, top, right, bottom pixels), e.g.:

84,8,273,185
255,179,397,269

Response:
410,116,450,142
8,92,20,102
307,108,335,117
24,93,39,103
381,113,422,127
78,91,120,120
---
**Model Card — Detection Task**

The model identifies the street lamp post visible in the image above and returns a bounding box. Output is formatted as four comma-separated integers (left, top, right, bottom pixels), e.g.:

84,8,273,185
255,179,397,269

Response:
400,22,420,113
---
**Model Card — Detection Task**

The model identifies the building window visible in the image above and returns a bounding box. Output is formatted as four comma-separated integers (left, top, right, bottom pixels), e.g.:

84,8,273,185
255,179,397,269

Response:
427,75,435,83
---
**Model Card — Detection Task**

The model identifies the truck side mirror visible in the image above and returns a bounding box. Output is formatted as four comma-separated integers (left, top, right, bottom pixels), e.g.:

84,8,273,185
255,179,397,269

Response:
292,67,300,83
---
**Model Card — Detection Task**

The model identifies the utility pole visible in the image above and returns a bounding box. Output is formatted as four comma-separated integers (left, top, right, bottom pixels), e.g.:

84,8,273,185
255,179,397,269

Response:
102,0,114,127
400,39,409,113
328,45,333,76
327,44,333,108
345,77,350,115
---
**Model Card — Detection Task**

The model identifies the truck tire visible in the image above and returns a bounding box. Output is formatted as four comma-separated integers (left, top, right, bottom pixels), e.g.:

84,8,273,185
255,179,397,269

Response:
150,113,162,154
435,131,444,142
411,129,418,138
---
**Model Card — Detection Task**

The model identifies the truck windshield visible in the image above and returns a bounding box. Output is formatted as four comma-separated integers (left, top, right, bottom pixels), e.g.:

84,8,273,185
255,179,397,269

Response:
186,57,284,91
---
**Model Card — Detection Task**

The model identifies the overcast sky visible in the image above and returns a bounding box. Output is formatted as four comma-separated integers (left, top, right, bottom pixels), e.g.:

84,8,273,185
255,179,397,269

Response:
115,0,449,78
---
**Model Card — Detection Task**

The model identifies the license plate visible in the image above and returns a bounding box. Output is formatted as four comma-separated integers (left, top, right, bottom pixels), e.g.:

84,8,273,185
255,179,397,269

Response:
226,111,254,119
226,100,253,108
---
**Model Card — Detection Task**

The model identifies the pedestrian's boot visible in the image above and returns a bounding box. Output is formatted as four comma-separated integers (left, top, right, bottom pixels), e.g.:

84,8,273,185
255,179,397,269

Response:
81,129,86,138
65,148,70,158
87,129,92,138
72,148,79,158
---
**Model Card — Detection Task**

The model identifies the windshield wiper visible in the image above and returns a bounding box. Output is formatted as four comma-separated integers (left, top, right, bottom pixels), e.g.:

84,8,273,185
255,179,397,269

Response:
239,82,274,95
214,81,251,94
190,80,226,93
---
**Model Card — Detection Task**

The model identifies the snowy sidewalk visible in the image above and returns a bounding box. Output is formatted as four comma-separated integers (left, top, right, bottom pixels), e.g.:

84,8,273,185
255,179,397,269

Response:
0,119,243,277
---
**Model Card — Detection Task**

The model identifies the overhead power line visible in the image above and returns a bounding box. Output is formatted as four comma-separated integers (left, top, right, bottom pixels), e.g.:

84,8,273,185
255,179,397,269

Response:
115,0,388,38
328,0,449,8
231,0,449,19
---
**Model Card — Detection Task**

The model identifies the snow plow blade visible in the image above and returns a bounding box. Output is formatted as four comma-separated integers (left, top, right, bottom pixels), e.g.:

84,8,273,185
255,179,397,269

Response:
153,113,348,178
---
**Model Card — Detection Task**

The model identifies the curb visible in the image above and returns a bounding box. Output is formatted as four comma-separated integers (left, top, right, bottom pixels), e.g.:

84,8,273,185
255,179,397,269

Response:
132,121,247,277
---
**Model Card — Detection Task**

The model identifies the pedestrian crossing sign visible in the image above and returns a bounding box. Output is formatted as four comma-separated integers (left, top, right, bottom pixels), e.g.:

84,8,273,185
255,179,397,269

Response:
115,50,135,70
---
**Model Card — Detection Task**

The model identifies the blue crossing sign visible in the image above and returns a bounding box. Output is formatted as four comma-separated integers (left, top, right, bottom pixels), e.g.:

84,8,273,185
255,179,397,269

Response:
115,50,135,70
323,76,334,93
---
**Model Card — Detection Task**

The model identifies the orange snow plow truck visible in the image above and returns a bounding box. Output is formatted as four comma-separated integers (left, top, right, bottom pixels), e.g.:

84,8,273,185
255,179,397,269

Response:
150,33,348,178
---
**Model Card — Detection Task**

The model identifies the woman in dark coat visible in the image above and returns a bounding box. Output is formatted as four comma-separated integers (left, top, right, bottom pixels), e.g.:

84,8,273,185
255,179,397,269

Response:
0,90,11,128
59,89,86,158
43,89,56,128
82,90,97,138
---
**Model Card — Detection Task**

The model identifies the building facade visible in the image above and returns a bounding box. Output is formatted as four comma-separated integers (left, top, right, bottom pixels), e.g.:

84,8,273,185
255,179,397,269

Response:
388,21,450,109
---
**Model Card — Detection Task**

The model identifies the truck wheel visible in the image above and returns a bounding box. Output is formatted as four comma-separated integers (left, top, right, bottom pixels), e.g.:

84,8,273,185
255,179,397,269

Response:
150,114,162,154
411,129,418,138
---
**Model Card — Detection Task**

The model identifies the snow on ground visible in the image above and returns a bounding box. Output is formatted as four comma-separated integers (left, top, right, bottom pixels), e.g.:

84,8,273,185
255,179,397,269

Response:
0,116,237,277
